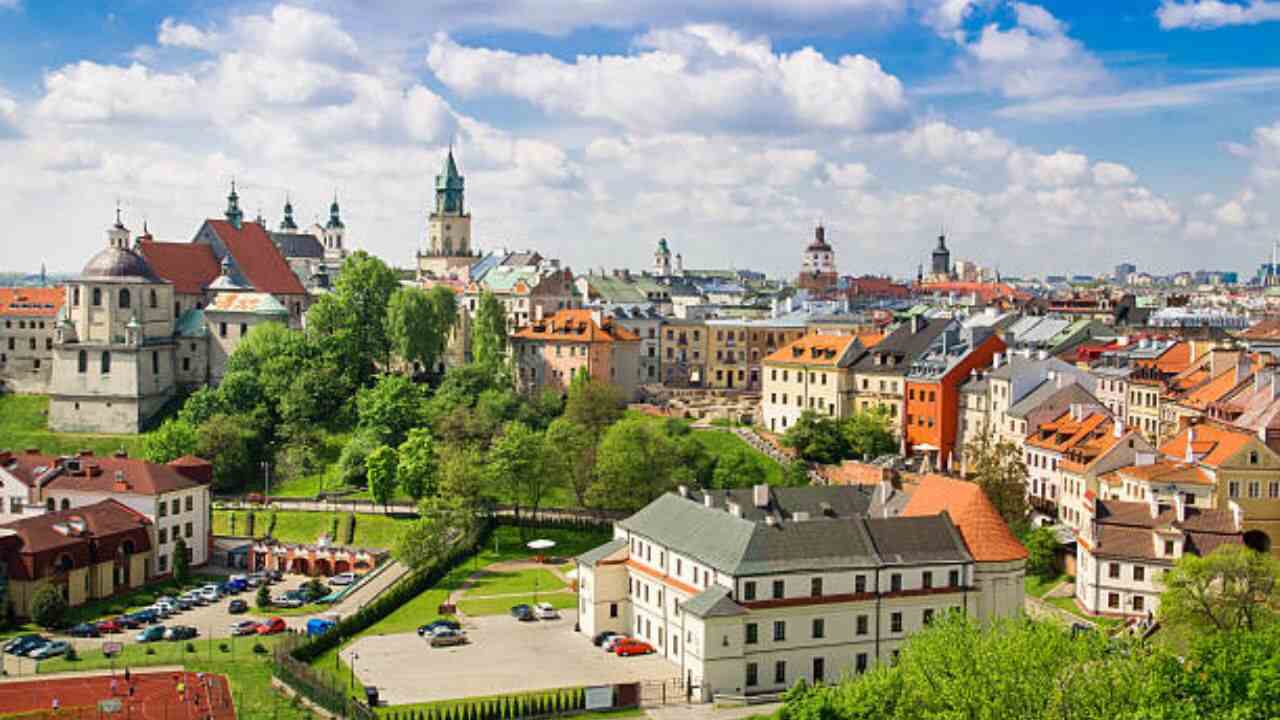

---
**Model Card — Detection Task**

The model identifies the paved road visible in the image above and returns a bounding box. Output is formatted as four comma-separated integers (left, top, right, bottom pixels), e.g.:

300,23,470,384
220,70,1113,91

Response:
646,702,781,719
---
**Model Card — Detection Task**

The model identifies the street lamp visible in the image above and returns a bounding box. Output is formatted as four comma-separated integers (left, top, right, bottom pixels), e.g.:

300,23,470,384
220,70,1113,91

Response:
349,651,358,696
526,539,556,606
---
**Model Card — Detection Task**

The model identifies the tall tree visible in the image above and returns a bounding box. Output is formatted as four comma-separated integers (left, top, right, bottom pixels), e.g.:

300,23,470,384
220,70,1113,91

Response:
356,374,426,447
564,373,625,438
1160,544,1280,632
195,414,256,493
172,536,191,584
141,419,199,463
308,251,401,383
396,428,438,501
396,493,473,570
711,447,766,489
1022,526,1059,579
487,422,549,524
365,445,399,508
963,431,1030,532
781,411,850,464
590,415,677,511
386,286,442,373
436,444,489,511
427,284,459,360
337,429,380,488
471,290,508,369
841,407,898,460
544,418,595,506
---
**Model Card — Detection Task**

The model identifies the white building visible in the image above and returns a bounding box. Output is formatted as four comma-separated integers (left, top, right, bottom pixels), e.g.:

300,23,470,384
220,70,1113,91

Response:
576,478,1026,701
0,449,212,576
761,334,867,433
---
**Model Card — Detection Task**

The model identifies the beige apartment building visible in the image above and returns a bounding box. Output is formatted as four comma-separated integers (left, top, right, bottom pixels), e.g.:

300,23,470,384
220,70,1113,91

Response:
761,334,867,433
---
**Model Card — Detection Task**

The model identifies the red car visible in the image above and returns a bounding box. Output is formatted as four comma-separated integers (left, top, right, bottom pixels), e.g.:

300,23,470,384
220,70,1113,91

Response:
257,617,287,635
96,619,122,634
614,639,655,657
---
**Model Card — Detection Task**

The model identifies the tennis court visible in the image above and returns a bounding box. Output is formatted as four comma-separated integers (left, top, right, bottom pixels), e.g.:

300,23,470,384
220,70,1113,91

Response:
0,670,236,719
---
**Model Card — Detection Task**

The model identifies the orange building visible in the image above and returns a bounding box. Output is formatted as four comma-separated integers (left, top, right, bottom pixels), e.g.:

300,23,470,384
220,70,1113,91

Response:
510,308,642,400
903,326,1007,472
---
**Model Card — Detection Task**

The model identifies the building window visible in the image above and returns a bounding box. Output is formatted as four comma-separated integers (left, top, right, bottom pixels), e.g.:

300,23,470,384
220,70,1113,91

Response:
239,323,248,337
73,287,80,306
923,608,935,625
185,522,193,538
813,657,825,683
171,499,179,515
746,663,758,687
772,580,784,599
1133,566,1145,582
1249,481,1261,499
185,496,193,512
101,351,111,374
811,577,823,597
890,573,902,592
855,575,866,593
1108,593,1120,609
745,623,758,645
812,618,824,639
1108,563,1121,579
152,351,160,374
855,653,868,674
1133,595,1145,612
182,357,190,372
609,603,618,618
92,288,102,306
1229,481,1240,498
158,502,166,518
890,612,903,633
774,661,786,685
1164,540,1175,555
773,621,786,642
219,322,228,338
949,569,960,587
149,289,158,308
77,350,87,374
158,555,167,573
856,615,868,636
922,571,933,589
159,528,167,544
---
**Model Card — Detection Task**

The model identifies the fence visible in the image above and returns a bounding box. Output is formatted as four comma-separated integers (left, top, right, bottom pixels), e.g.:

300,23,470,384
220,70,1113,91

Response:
213,497,630,525
272,636,376,720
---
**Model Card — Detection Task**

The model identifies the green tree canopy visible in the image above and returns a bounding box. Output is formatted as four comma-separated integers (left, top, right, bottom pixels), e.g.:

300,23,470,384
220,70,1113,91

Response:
387,286,444,372
564,373,625,439
30,583,68,629
396,427,438,501
591,415,678,511
196,414,257,493
365,445,399,508
963,431,1030,533
356,374,426,447
141,418,199,464
841,407,898,460
1022,526,1059,579
173,536,190,584
307,251,401,384
1160,543,1280,633
396,493,473,570
544,418,595,506
337,429,380,487
711,447,766,489
471,290,508,369
488,421,550,522
781,411,850,464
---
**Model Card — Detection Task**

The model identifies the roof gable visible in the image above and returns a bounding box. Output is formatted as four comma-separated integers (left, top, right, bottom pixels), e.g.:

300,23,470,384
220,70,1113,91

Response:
902,474,1028,562
137,241,221,295
202,220,306,296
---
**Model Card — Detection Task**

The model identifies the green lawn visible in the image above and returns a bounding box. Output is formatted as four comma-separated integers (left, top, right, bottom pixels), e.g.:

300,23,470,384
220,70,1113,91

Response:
691,429,784,485
465,568,566,597
0,394,146,457
1045,596,1123,630
270,432,351,498
212,510,415,550
457,592,577,617
38,634,312,719
1024,573,1068,599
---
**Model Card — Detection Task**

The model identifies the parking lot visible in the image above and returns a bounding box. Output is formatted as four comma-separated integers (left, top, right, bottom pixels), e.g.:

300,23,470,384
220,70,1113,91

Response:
342,610,676,706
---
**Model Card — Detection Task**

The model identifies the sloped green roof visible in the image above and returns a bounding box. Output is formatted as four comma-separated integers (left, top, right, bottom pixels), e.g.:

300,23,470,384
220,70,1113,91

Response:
576,539,627,566
481,267,541,292
682,585,746,619
585,276,646,303
175,309,207,337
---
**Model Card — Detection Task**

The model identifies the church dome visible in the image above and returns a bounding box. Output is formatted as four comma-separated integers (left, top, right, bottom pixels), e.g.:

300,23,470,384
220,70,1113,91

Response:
80,246,161,282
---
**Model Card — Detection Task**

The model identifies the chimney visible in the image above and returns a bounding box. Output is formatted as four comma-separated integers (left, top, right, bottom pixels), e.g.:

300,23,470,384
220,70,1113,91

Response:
677,485,689,498
1185,427,1195,464
727,501,742,518
993,351,1003,369
1173,493,1186,522
1147,491,1159,520
703,494,713,508
911,315,922,334
1113,418,1123,439
1230,500,1243,532
752,484,769,508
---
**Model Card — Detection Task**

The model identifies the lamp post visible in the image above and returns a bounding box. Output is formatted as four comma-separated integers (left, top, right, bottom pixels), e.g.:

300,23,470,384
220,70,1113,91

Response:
349,651,358,696
526,539,556,607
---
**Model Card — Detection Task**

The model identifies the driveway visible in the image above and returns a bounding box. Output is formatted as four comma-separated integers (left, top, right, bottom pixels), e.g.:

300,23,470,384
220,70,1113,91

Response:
342,610,676,706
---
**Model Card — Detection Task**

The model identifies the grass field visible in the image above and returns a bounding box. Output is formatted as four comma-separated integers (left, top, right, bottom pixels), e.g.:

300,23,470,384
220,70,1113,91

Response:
212,510,415,550
0,394,146,457
37,634,312,720
691,429,784,485
465,568,566,597
269,432,351,498
1024,573,1068,599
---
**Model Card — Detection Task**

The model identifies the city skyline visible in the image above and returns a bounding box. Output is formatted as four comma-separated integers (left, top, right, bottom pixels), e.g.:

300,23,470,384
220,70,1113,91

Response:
1,1,1278,277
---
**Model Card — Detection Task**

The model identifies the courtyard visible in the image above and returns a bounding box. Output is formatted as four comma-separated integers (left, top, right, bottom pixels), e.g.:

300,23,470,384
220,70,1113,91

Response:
340,610,677,706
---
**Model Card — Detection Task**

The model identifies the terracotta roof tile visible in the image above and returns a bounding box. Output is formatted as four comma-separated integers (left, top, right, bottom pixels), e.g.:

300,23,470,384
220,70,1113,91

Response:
1158,424,1255,466
0,499,152,557
511,309,639,343
903,474,1027,562
3,451,201,495
204,220,306,296
764,334,860,367
0,287,65,318
1114,460,1213,486
136,241,220,295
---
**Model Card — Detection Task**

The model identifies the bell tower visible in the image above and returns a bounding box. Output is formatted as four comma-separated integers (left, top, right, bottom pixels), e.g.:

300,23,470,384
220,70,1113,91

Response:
417,147,476,280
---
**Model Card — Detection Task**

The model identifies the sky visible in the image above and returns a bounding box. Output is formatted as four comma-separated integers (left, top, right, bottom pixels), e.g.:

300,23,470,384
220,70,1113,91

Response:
1,0,1278,280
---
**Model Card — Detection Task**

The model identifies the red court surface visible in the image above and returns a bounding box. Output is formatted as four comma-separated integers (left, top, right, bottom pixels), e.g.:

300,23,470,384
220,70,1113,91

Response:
0,671,236,719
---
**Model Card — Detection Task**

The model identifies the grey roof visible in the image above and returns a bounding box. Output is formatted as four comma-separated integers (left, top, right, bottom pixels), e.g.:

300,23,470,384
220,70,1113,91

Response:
864,515,972,565
80,246,162,283
960,375,989,394
986,355,1076,382
270,232,324,259
1005,316,1070,345
682,585,747,619
576,539,627,566
1007,380,1099,420
1005,379,1059,419
617,489,970,576
852,318,950,373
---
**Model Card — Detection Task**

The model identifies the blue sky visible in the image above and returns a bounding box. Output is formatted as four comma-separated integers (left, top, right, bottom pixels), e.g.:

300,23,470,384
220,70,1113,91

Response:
1,0,1278,279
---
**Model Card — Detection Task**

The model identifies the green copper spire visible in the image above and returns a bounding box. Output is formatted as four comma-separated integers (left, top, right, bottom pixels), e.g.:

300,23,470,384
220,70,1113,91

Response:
327,192,344,229
225,179,243,229
434,147,465,215
280,195,298,231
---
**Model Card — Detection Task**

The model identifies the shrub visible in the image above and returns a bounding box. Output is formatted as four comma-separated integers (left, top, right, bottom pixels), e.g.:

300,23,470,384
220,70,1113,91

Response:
245,511,257,537
329,514,339,541
219,642,230,653
253,642,268,654
145,647,156,655
268,511,279,537
345,513,357,544
30,583,68,629
64,645,78,661
257,584,272,609
185,642,196,653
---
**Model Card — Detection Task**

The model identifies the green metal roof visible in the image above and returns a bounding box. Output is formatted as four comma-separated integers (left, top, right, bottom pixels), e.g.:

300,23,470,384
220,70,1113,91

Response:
585,275,646,303
576,539,627,566
175,309,207,337
682,586,746,619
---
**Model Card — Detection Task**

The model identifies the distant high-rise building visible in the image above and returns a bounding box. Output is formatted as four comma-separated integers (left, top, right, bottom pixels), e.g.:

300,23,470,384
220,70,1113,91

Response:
1114,263,1136,284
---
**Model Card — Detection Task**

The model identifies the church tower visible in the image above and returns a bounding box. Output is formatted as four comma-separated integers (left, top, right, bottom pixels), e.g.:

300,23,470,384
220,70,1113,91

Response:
417,148,477,280
224,181,243,229
655,238,672,276
931,233,952,279
279,196,299,232
796,223,838,295
323,193,346,258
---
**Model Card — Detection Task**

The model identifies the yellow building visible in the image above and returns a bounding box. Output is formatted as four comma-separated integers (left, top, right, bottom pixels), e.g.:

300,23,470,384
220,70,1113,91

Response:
761,334,871,433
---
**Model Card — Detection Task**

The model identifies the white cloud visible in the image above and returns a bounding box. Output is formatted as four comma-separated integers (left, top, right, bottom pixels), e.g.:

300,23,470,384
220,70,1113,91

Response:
955,3,1106,98
995,69,1280,119
1215,199,1249,226
426,25,907,133
1157,0,1280,29
0,92,19,138
1006,149,1089,187
1092,161,1137,186
0,0,19,10
38,63,201,123
899,120,1012,163
823,162,874,188
157,18,212,50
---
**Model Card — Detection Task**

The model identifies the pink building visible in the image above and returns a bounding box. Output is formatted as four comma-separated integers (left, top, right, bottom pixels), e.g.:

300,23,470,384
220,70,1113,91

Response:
511,309,642,400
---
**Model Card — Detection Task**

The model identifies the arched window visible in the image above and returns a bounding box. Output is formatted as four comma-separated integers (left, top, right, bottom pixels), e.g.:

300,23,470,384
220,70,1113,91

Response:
101,351,111,374
92,287,102,307
73,287,80,306
46,498,55,511
60,499,70,510
149,289,157,309
77,350,87,374
119,288,131,309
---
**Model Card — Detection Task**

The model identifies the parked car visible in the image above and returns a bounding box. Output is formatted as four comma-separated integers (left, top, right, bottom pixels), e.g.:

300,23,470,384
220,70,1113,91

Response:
614,639,655,657
429,628,468,648
147,603,173,619
266,570,283,583
272,595,303,609
534,602,560,620
229,620,259,637
592,631,618,647
128,609,158,625
155,595,178,607
228,599,248,614
306,618,336,637
28,640,70,660
174,596,194,611
246,573,264,587
165,626,198,641
68,623,101,638
4,634,46,656
603,635,628,652
417,619,461,637
510,604,535,622
136,625,166,643
16,637,51,657
222,578,247,594
108,616,137,630
180,591,205,607
257,617,287,635
328,572,356,587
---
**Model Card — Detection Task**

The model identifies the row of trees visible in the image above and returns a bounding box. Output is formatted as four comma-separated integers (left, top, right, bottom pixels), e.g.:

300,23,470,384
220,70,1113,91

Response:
780,409,897,465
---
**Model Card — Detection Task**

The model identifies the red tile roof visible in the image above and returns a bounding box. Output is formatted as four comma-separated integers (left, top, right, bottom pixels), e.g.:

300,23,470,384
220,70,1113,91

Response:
203,220,306,296
1,450,201,495
903,474,1028,562
764,333,861,366
0,287,65,318
512,309,639,343
137,241,220,295
1159,423,1256,467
